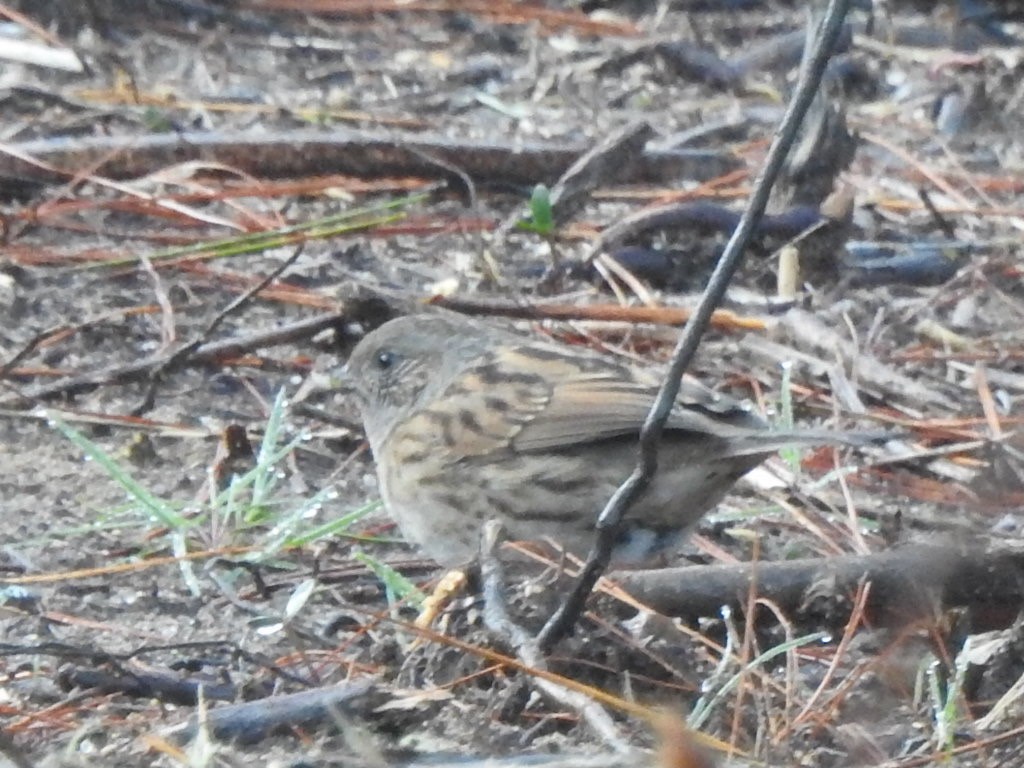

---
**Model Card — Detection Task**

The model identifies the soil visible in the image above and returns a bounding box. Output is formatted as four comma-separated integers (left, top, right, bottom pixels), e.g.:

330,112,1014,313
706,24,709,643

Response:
2,1,1024,766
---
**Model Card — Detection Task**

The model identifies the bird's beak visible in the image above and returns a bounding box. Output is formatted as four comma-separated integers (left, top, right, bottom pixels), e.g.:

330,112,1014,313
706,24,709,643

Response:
330,364,355,394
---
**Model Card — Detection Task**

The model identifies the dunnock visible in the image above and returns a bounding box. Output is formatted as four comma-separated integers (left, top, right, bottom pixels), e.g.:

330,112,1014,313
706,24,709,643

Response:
343,313,863,567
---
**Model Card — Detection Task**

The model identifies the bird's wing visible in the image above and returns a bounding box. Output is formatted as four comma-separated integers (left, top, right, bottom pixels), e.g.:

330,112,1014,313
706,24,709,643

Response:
411,341,772,458
475,344,768,453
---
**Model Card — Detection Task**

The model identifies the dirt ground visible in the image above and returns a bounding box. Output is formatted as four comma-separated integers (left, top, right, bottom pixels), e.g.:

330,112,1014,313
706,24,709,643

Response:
3,1,1024,766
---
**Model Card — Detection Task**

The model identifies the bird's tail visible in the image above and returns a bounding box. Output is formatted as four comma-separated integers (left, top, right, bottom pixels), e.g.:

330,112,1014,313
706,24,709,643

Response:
726,428,894,458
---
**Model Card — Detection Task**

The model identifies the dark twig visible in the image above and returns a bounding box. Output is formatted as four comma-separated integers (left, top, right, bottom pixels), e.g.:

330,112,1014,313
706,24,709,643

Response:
494,120,654,243
918,188,957,240
130,244,307,415
403,145,476,209
537,0,853,652
8,304,346,404
59,666,238,705
0,327,54,379
175,679,377,744
544,120,654,226
0,306,157,379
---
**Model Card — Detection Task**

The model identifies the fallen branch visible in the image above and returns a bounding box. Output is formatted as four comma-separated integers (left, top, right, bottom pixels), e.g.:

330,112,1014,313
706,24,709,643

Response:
174,679,377,744
60,666,238,706
615,543,1024,631
0,129,738,188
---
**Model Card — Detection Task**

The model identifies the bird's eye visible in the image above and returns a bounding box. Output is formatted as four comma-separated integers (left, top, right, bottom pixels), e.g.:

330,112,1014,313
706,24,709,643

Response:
375,350,396,370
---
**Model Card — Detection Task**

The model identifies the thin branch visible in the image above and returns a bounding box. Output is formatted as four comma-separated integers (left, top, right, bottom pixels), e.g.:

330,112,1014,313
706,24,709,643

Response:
9,309,344,404
130,244,307,415
537,0,854,651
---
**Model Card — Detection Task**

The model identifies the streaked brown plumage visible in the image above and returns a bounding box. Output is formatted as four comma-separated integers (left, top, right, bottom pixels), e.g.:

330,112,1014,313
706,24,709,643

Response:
343,313,859,567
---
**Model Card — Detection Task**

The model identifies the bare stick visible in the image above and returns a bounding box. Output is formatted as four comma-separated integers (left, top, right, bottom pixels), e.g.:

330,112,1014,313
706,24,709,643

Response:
130,244,306,415
9,310,343,404
537,0,854,651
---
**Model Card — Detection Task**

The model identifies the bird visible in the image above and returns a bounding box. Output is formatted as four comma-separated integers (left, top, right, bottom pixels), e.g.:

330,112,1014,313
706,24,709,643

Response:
342,312,870,568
